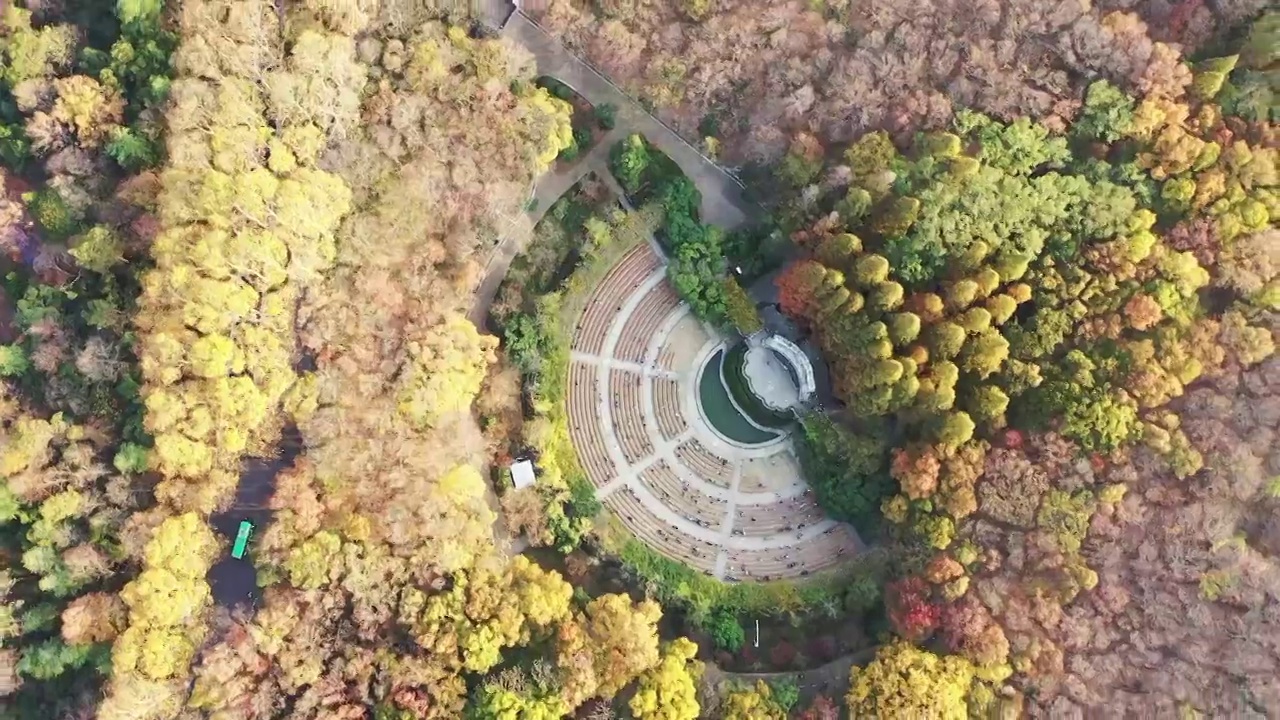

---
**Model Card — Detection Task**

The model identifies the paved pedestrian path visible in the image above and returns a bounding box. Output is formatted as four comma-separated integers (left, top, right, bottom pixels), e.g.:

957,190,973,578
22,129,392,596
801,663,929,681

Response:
503,11,753,230
468,130,625,329
471,9,756,328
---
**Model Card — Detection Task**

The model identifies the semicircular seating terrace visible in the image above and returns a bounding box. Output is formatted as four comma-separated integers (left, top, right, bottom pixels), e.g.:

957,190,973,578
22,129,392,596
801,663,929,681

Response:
650,377,687,440
674,439,734,489
731,495,827,539
615,281,682,363
567,240,862,581
573,244,663,355
639,460,727,520
568,361,614,489
609,369,654,464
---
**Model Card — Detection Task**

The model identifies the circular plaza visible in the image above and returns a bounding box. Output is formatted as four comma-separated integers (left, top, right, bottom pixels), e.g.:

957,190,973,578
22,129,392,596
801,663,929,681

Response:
567,241,861,581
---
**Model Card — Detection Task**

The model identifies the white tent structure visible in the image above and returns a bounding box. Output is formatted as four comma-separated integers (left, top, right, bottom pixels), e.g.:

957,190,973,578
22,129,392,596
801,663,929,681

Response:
509,459,537,490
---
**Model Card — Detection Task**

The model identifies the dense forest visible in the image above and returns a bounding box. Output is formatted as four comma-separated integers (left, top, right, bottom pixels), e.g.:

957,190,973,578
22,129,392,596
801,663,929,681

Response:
531,0,1274,164
755,7,1278,715
0,0,1276,718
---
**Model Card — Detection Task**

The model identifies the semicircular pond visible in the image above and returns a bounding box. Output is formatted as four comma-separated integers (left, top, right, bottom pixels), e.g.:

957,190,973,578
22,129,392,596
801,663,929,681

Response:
697,348,784,445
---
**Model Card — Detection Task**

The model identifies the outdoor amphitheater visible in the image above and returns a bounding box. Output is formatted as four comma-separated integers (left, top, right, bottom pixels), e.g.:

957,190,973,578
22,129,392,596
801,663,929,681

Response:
567,240,863,581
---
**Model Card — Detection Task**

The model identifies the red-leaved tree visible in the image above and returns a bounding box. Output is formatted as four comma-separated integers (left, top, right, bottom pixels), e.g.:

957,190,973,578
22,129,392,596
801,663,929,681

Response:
886,577,941,642
776,259,828,320
797,695,841,720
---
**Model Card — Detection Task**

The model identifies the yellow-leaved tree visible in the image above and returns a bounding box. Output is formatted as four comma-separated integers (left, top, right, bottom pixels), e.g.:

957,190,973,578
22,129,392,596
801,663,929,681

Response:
847,640,976,719
173,9,611,720
100,513,218,719
397,314,498,430
720,680,788,720
629,637,703,720
553,593,665,707
105,0,360,717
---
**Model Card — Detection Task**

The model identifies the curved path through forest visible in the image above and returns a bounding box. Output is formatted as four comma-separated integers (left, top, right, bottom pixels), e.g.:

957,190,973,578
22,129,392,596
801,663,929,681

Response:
469,9,756,328
468,128,626,328
702,648,873,704
503,11,753,229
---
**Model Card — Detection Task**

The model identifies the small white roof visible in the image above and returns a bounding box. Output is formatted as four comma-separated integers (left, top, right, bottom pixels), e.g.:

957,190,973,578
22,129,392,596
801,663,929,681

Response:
510,459,536,490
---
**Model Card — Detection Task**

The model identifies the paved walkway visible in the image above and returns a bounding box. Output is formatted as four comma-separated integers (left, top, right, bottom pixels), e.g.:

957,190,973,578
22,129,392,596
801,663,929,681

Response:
468,129,625,328
704,648,872,708
470,10,756,328
477,0,515,29
503,12,753,230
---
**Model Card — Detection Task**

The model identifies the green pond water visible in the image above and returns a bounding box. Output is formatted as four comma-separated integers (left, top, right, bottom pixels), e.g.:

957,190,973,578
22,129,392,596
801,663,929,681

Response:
698,349,780,445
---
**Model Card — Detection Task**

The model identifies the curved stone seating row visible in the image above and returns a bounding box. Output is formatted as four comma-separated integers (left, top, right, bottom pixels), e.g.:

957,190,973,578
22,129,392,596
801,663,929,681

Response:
567,362,616,488
731,496,826,538
723,526,859,581
639,460,726,523
609,369,653,464
675,439,733,488
615,282,681,364
657,346,676,370
651,377,687,441
572,244,662,355
605,487,719,573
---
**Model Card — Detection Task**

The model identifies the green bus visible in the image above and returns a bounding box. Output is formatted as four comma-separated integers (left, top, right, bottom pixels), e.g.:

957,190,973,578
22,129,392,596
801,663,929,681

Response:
231,520,254,560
